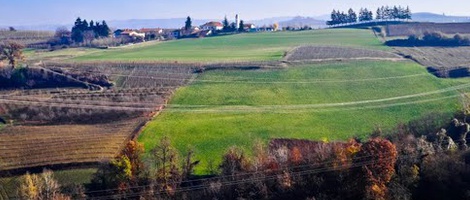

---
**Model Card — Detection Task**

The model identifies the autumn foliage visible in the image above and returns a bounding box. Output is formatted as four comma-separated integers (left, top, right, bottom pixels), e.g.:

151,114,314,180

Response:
355,138,398,200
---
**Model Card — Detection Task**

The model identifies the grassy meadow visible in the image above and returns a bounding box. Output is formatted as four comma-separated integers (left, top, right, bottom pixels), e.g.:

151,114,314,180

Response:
139,60,466,174
73,29,389,62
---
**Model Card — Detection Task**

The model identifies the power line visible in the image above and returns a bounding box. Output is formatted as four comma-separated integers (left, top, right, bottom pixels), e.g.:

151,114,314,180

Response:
78,153,396,196
91,155,399,199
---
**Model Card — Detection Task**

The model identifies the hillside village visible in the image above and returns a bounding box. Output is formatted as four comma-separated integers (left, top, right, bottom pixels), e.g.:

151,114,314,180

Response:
113,15,274,42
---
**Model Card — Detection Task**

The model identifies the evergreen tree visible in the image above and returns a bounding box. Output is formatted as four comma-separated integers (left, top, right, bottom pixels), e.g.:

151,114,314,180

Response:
89,20,94,30
359,8,365,21
71,17,84,43
185,16,192,31
330,9,338,25
101,20,110,37
393,6,399,19
376,8,382,20
348,8,357,23
405,6,412,19
222,16,230,32
384,6,392,19
82,20,89,30
238,20,245,32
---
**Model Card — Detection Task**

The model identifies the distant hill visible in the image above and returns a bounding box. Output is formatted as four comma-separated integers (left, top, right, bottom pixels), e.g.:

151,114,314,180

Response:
413,12,470,23
246,17,294,26
279,16,326,28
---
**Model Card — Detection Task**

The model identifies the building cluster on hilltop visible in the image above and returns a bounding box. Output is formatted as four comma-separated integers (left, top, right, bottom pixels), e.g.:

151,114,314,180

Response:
113,14,276,42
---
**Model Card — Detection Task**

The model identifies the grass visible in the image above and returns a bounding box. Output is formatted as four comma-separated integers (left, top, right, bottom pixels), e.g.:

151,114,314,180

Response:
139,60,466,174
73,29,389,62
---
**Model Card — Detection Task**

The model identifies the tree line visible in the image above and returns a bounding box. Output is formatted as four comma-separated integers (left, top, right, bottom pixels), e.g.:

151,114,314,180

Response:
71,17,110,44
328,6,412,26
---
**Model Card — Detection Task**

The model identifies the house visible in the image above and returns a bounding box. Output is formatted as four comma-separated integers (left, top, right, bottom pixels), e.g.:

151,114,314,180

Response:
243,23,257,31
171,29,182,38
192,30,212,38
122,30,145,39
258,26,276,32
139,28,163,35
114,29,146,41
139,28,163,40
179,26,202,37
201,21,224,31
113,29,132,37
114,29,145,38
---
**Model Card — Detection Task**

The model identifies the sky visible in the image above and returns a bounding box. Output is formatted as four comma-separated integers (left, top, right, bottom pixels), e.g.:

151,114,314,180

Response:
1,0,470,25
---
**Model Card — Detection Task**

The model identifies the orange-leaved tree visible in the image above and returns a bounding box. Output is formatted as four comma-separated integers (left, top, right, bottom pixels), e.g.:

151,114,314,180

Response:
355,138,398,200
121,140,144,181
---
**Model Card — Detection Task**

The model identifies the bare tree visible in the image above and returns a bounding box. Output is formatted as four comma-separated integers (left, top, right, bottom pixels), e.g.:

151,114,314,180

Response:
0,40,25,69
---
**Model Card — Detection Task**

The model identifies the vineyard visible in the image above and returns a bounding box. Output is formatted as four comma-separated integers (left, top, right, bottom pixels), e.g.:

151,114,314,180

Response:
0,61,201,175
285,46,401,61
0,118,144,171
386,23,470,37
0,30,53,47
394,46,470,77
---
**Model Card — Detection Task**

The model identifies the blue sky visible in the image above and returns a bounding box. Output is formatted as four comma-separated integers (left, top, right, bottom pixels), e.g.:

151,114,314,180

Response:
1,0,469,25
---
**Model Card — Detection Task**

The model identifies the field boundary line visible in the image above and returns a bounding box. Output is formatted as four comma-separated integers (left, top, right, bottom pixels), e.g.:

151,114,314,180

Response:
166,82,470,110
164,94,459,114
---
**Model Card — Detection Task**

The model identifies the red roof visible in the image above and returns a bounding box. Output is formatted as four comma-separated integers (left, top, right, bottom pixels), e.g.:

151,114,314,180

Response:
139,28,162,32
202,21,223,27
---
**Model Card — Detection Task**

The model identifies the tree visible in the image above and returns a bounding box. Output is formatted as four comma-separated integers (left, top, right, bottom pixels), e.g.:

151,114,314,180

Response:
88,156,132,198
9,26,16,31
121,140,144,181
238,20,245,32
359,8,374,21
0,40,25,69
19,172,40,200
185,16,192,31
53,26,72,45
149,136,181,196
329,9,338,25
354,138,398,200
348,8,357,23
273,23,279,31
376,8,383,20
405,6,412,19
101,20,110,37
71,17,84,43
222,16,230,32
19,169,70,200
89,20,95,31
220,146,249,176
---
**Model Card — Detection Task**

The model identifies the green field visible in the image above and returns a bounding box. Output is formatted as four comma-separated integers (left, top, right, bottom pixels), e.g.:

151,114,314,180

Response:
73,29,389,62
139,60,466,174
